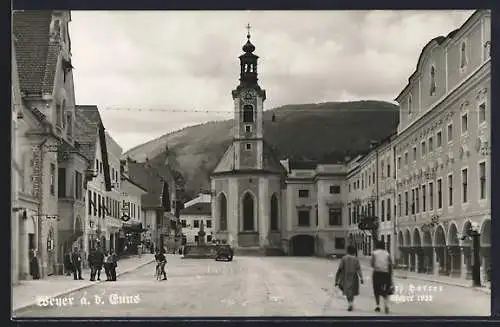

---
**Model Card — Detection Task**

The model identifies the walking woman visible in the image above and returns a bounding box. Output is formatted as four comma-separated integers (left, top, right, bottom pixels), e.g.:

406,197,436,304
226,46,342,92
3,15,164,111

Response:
371,240,393,314
335,245,364,311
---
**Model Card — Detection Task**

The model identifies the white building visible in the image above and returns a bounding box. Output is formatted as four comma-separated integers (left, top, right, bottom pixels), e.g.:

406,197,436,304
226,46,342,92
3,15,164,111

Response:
120,174,148,253
180,203,213,244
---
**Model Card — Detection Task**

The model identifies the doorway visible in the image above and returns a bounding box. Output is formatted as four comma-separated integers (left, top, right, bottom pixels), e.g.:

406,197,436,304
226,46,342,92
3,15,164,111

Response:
291,235,315,256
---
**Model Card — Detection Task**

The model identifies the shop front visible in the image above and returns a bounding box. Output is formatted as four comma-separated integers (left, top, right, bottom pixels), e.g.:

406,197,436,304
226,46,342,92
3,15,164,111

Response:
120,222,146,255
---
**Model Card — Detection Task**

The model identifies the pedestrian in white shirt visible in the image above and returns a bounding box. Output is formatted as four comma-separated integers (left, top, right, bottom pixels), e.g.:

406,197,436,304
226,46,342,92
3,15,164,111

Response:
371,240,393,314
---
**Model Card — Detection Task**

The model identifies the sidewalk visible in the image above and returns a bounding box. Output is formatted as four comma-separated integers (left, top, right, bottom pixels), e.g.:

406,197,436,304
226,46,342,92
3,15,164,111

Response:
357,256,491,295
12,254,155,312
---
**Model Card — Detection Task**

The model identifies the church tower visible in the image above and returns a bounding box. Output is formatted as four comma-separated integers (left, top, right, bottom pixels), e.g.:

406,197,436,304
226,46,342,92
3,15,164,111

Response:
231,24,266,171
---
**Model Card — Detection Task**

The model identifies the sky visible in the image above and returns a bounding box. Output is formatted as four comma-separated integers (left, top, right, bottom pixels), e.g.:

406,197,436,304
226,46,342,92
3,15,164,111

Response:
69,10,475,152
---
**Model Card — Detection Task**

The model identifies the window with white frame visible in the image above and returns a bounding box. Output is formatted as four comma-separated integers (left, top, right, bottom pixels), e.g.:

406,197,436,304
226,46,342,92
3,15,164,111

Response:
437,178,442,209
429,181,434,210
421,141,426,157
408,94,412,115
479,162,486,200
404,191,408,216
428,136,433,152
422,185,427,212
415,186,420,213
461,168,468,203
436,131,442,148
430,65,436,96
461,113,468,133
447,124,453,142
460,41,467,69
412,146,417,162
478,102,486,124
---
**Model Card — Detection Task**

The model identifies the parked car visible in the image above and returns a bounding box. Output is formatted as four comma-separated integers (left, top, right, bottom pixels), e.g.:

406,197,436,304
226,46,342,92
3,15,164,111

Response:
215,244,233,261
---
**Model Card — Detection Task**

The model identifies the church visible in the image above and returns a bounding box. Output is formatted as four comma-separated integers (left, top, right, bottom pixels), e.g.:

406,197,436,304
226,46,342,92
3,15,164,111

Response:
210,28,287,251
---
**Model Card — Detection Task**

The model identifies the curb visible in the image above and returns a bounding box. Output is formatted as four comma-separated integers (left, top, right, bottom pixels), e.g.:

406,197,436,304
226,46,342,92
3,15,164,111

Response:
360,262,490,294
393,272,491,294
13,258,155,312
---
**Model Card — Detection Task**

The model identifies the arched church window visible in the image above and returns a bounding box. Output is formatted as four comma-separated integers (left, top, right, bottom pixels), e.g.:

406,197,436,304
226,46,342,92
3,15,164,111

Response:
243,105,254,123
270,194,279,231
242,192,254,231
219,193,227,231
430,65,436,96
460,41,467,69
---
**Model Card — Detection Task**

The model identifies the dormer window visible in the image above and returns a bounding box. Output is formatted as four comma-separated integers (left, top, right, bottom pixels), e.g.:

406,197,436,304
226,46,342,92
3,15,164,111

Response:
460,41,467,69
408,94,412,115
430,65,436,96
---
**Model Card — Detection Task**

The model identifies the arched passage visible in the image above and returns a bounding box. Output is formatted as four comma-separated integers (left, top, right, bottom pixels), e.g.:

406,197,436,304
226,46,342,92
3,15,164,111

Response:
480,219,491,281
422,228,433,274
290,234,315,256
402,229,411,268
434,225,447,275
270,193,279,231
218,193,227,231
447,223,461,277
413,229,423,272
397,230,404,266
242,192,255,231
462,220,473,277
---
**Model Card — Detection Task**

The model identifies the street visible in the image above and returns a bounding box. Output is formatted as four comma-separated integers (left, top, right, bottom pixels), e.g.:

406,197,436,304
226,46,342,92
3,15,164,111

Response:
13,255,490,317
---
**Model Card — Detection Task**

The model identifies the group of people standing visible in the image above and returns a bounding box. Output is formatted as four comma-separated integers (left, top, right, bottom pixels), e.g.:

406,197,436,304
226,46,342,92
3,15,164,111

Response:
63,243,119,282
335,240,394,313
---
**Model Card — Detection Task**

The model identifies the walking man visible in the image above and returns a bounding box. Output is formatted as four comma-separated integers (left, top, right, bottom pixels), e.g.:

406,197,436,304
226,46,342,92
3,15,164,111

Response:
71,247,84,280
335,245,364,311
371,240,393,314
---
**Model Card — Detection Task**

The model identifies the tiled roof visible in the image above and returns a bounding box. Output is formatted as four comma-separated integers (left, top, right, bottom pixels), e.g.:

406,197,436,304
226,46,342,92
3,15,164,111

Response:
76,105,104,127
180,202,211,215
13,11,59,95
74,107,99,163
212,138,287,175
126,156,175,209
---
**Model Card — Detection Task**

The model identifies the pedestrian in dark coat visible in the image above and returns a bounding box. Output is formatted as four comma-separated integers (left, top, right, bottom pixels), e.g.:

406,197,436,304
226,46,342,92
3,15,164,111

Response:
29,249,40,280
335,245,364,311
64,249,73,276
104,251,112,281
93,244,105,281
109,249,118,281
71,247,84,280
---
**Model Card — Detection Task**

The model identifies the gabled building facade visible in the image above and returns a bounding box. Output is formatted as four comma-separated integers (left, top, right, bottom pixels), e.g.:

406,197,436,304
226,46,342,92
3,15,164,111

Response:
13,10,85,278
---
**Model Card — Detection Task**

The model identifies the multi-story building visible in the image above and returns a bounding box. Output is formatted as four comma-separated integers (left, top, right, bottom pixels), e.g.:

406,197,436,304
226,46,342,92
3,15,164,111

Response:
120,172,148,254
345,150,378,257
280,160,348,256
13,10,82,278
104,131,125,253
394,9,491,281
179,203,213,244
124,153,177,251
12,35,23,285
75,105,111,261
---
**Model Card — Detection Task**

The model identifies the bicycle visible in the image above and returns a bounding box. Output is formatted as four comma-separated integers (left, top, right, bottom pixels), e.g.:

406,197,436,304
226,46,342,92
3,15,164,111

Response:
155,263,162,281
155,261,167,281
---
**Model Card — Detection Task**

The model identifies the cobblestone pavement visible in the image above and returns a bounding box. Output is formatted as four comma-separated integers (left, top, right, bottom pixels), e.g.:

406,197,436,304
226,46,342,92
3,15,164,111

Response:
13,256,490,317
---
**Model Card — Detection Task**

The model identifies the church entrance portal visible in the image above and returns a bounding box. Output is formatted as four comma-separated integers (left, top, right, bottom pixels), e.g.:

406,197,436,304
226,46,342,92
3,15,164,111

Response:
242,193,254,231
291,235,315,256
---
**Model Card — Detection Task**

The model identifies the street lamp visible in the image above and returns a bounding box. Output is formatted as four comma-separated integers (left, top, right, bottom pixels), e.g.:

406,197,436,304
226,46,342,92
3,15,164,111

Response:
460,221,481,287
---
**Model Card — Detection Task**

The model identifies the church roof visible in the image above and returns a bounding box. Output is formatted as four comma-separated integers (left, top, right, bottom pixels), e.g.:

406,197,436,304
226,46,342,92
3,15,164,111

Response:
180,202,211,215
211,139,287,176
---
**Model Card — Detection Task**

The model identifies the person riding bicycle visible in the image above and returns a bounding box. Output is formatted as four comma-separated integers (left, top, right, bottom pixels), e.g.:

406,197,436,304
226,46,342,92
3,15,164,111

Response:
155,249,167,280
